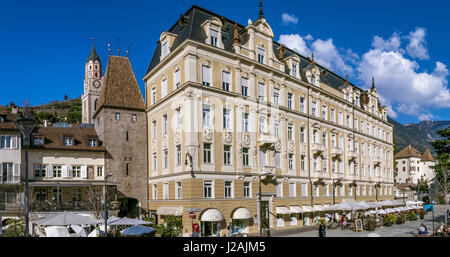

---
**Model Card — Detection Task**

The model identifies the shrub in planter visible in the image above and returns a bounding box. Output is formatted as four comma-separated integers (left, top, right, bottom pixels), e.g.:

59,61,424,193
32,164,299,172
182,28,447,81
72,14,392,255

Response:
384,214,397,226
396,214,404,224
408,211,416,221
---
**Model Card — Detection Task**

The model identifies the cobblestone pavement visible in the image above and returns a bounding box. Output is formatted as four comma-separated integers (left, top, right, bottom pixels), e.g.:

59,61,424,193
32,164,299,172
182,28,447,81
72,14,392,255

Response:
280,205,448,237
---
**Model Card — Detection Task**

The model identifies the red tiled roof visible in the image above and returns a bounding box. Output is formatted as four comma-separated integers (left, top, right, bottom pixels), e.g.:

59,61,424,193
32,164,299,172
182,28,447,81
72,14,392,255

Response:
395,145,422,159
420,148,435,162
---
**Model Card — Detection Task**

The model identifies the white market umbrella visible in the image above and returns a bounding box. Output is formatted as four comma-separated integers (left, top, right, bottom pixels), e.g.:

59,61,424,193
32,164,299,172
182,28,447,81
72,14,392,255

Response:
108,217,152,226
70,225,87,237
376,209,387,215
45,226,70,237
88,227,105,237
35,212,102,226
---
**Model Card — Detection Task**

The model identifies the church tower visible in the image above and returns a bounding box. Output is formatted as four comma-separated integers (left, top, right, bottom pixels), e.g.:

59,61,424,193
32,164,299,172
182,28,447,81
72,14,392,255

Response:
82,38,103,124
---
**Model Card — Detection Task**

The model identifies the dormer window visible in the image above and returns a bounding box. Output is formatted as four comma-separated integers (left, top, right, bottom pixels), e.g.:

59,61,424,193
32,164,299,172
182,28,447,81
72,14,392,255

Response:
88,139,97,147
257,47,265,64
311,74,316,85
210,28,219,46
292,63,297,78
161,41,168,59
64,137,73,146
33,137,43,145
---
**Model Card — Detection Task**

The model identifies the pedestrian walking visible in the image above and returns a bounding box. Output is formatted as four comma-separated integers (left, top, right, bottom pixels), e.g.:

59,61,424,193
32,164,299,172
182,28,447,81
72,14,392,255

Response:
318,222,326,237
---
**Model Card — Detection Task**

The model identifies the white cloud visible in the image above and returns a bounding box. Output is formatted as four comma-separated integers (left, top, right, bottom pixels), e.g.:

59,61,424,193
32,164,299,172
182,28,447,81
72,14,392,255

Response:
371,33,402,52
278,28,450,122
278,34,355,75
406,27,429,60
418,112,434,121
281,13,298,25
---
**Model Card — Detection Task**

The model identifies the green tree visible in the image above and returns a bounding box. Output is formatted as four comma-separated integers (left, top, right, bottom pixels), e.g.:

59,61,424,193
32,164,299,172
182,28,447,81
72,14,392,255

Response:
2,219,25,237
156,215,183,237
430,126,449,228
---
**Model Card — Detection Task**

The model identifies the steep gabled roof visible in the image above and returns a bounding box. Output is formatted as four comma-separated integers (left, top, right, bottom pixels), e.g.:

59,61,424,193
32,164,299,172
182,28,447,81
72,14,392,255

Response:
95,55,145,116
87,42,101,63
146,5,364,93
420,148,435,162
395,145,422,159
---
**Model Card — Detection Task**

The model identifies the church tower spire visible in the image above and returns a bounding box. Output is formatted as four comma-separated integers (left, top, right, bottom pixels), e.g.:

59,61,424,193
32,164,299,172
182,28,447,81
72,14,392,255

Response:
82,37,103,124
258,0,265,19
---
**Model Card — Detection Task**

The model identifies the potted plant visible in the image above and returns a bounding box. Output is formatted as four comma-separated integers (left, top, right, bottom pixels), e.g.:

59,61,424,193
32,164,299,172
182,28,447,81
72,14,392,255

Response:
367,216,377,231
408,211,416,221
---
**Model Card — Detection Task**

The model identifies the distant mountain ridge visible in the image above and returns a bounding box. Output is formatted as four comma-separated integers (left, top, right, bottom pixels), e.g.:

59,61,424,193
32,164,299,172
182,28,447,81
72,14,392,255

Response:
389,117,450,156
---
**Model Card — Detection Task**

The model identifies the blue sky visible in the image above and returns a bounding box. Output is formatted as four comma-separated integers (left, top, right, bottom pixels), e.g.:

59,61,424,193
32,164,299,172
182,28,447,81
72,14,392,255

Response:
1,0,449,124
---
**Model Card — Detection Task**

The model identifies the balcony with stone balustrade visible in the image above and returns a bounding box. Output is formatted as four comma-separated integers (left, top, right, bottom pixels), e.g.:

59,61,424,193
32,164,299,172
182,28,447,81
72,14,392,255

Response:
330,147,343,158
311,143,326,155
347,150,358,161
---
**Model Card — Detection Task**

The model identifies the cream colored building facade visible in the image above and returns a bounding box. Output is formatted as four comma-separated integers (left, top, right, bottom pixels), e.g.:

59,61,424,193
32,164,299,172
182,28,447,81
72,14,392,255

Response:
144,6,395,236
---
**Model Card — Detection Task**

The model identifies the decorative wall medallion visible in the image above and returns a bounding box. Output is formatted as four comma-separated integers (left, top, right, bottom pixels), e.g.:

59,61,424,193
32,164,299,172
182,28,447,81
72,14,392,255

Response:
162,135,168,149
203,128,214,143
242,133,251,146
288,141,295,153
275,138,282,151
174,131,181,145
224,131,233,144
152,139,157,153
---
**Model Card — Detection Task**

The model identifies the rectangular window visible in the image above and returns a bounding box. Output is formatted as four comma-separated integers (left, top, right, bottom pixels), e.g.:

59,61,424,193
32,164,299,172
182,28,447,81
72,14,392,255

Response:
257,47,265,63
275,152,280,168
276,183,283,197
222,71,230,91
324,184,329,196
241,77,248,96
203,143,212,164
163,150,168,169
202,105,211,126
176,181,182,199
361,121,364,132
260,149,266,166
314,185,319,196
259,116,266,133
161,79,167,98
161,41,168,58
311,101,316,116
322,105,327,120
53,165,62,178
152,154,157,171
292,63,297,77
338,112,343,125
151,88,156,105
152,184,157,199
224,181,233,198
258,83,265,101
162,114,168,134
223,108,230,129
287,93,293,109
300,97,305,113
288,154,294,170
301,183,308,196
274,121,280,137
300,127,305,143
301,155,305,171
34,137,43,146
273,89,279,105
210,29,218,46
204,180,213,198
330,108,335,123
174,69,181,88
244,181,251,198
242,148,249,166
34,164,46,178
176,108,181,129
224,145,231,165
96,166,103,177
289,182,296,197
202,66,211,86
88,139,97,147
287,123,293,141
64,137,73,146
242,112,249,132
346,115,350,127
163,183,169,200
152,120,156,139
115,112,120,120
176,145,181,166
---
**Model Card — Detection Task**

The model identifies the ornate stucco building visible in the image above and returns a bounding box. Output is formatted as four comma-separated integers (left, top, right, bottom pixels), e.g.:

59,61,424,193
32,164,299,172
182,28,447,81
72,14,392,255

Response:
144,5,395,236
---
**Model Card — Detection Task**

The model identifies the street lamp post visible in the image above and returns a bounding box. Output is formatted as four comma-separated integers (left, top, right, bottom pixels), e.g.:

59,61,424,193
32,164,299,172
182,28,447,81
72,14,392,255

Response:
103,173,113,237
15,107,37,237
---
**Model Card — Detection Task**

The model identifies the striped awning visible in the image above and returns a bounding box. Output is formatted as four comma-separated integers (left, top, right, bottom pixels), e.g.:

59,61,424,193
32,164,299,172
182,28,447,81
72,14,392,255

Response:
302,206,315,212
289,206,305,213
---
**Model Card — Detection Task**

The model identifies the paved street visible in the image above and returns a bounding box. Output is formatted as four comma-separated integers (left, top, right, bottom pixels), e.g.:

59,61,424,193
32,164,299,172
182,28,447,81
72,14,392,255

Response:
280,205,448,237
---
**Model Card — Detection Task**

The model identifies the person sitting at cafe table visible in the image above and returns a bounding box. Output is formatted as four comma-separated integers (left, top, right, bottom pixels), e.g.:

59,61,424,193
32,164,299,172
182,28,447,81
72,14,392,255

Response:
418,223,429,235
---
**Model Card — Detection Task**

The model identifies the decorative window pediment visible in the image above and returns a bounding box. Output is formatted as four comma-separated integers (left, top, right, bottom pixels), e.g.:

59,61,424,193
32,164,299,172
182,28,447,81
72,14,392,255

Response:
159,31,177,61
201,17,224,49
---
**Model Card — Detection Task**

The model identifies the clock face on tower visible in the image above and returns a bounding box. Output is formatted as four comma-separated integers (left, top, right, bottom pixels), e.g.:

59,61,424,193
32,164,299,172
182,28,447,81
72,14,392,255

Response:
93,79,101,89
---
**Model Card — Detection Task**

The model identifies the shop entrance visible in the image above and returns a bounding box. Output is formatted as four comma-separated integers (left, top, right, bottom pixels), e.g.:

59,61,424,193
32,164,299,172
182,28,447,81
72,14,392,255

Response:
261,201,270,229
201,221,219,237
